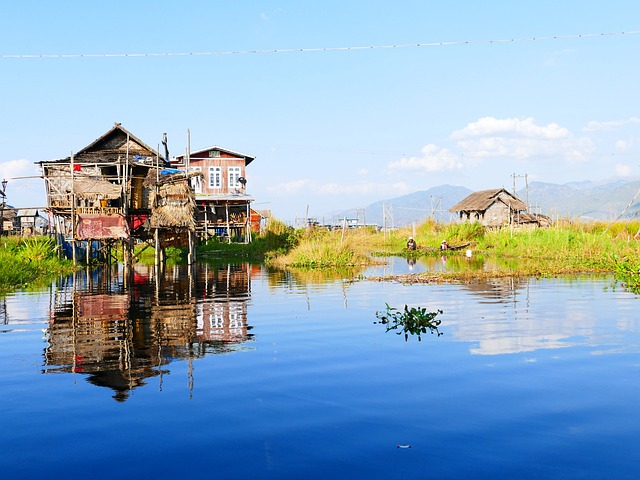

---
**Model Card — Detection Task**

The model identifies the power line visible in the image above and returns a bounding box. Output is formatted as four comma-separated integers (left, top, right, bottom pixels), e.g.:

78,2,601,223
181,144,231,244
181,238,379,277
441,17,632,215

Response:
1,30,638,59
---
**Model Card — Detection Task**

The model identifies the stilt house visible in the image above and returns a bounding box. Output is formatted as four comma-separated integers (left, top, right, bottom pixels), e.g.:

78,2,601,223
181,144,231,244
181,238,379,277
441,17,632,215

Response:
39,123,196,263
171,146,256,242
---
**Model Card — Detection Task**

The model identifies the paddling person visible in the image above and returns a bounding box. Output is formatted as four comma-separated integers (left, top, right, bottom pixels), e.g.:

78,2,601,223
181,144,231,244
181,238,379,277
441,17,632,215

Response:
440,240,448,251
407,236,417,250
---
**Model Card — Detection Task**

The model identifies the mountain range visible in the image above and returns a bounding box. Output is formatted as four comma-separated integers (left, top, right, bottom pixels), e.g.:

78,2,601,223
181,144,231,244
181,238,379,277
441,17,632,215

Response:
316,179,640,227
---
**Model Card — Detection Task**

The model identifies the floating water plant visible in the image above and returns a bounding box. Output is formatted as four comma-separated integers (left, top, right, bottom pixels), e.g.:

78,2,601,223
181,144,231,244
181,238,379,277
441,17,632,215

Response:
375,303,443,341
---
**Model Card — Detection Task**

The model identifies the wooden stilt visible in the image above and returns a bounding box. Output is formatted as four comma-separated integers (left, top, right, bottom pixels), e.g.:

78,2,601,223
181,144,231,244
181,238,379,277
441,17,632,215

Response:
154,228,160,268
188,230,195,265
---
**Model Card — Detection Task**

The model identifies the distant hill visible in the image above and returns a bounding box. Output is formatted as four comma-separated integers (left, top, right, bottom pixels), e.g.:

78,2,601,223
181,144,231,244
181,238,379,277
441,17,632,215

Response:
364,185,473,226
313,179,640,227
313,185,472,227
524,180,640,221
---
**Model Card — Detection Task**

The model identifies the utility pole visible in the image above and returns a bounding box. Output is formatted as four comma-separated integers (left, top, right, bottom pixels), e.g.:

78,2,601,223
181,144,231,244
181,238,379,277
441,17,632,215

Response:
382,203,394,237
512,173,529,211
430,195,443,221
0,178,7,236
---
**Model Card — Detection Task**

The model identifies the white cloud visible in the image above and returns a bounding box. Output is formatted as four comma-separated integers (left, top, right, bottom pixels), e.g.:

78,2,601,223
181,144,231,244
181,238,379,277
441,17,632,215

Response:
450,116,593,162
615,139,633,152
356,168,369,176
0,159,34,180
387,144,463,172
451,116,571,141
615,163,633,177
583,117,640,132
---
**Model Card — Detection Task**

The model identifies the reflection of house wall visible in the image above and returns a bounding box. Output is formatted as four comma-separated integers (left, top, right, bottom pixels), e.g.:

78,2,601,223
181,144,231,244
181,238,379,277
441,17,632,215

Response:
44,262,254,401
196,300,250,343
195,263,253,343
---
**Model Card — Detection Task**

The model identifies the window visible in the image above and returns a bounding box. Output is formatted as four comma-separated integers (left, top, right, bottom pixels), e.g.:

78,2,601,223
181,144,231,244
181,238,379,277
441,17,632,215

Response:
209,166,221,188
209,150,221,158
189,167,202,194
228,167,242,188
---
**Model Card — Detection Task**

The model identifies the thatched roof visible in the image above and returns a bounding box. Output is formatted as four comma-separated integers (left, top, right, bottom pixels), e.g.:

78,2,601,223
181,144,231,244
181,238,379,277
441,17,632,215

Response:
449,188,527,213
149,181,196,230
514,212,551,227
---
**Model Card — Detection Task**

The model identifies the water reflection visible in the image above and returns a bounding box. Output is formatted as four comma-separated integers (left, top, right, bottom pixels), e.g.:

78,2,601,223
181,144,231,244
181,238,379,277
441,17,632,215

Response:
44,262,255,401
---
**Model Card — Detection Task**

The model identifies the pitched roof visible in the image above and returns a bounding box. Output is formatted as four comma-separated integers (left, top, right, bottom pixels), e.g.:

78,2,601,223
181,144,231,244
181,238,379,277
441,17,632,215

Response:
39,123,164,165
77,123,159,157
449,188,527,212
175,146,255,165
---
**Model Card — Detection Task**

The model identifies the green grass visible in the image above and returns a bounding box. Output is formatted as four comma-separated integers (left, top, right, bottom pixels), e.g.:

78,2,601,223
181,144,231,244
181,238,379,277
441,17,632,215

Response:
267,228,380,268
0,236,75,291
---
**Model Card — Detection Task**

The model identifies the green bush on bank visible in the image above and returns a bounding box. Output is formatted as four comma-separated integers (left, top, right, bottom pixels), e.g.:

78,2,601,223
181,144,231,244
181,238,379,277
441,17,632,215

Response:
0,236,74,291
268,228,374,268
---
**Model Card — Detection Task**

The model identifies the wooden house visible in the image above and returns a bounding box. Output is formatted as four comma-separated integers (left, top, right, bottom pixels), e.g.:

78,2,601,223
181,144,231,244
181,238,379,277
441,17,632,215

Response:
39,123,196,264
16,208,48,236
0,205,16,235
171,146,255,242
449,188,528,227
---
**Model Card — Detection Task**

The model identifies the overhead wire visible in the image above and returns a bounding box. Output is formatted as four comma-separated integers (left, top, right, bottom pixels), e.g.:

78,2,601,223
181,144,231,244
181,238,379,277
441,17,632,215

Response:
1,30,638,59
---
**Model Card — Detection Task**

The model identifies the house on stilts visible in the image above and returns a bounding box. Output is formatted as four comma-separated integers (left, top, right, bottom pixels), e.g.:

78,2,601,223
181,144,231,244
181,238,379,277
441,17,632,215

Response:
39,123,197,265
171,146,260,243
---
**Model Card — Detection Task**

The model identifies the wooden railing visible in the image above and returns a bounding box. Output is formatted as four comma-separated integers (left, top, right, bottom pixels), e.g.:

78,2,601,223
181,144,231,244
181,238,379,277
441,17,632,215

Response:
76,207,123,215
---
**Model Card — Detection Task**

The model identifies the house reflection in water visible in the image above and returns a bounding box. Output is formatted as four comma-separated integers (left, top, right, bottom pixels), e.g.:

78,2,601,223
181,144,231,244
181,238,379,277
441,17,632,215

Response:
44,263,254,402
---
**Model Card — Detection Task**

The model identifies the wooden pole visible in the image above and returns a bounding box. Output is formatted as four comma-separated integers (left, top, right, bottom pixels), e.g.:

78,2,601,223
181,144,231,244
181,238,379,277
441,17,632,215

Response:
204,206,208,241
154,228,160,268
188,230,195,265
246,203,251,243
71,152,76,267
226,203,231,244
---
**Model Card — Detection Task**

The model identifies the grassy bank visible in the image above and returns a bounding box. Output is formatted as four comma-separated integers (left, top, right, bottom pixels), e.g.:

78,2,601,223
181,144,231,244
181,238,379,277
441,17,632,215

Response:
0,236,75,292
374,219,640,290
245,218,639,291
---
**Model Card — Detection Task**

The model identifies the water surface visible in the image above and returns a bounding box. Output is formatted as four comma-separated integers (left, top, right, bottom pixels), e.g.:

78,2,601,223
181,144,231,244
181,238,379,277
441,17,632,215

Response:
1,261,638,479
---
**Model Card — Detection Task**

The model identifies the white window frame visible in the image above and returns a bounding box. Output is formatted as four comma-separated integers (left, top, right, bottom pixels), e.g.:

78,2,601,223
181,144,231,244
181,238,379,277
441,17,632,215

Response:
228,166,242,189
209,166,221,189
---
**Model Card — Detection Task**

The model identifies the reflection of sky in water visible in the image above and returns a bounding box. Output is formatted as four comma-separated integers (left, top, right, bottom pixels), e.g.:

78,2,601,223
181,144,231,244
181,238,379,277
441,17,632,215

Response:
1,265,640,478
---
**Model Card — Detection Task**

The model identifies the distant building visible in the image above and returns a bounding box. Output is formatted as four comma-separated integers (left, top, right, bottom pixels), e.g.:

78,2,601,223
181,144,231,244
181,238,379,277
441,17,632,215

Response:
1,205,17,235
449,188,528,227
16,209,48,236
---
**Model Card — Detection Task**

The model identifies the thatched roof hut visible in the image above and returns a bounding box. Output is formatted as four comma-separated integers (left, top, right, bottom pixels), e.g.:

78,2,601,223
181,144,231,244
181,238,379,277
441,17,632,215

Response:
449,188,528,227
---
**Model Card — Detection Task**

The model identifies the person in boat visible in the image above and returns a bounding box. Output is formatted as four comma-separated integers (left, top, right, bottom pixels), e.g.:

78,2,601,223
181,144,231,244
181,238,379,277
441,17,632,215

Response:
407,236,417,250
440,240,448,251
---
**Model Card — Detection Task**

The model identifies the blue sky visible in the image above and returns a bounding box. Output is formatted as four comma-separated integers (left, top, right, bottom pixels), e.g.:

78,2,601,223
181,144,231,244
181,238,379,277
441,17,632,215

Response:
1,1,639,221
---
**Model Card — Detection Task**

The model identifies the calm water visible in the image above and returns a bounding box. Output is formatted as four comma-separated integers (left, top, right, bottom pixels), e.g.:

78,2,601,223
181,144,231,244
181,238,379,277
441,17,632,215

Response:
1,259,639,479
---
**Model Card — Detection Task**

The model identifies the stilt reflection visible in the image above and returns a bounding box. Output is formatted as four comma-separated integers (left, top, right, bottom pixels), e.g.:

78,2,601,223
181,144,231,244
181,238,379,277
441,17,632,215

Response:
44,262,255,401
